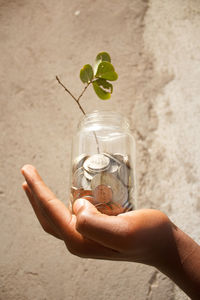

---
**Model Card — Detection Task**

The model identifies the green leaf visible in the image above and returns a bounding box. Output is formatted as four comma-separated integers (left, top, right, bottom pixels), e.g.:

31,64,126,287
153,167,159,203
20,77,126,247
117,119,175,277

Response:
96,52,111,63
94,52,111,75
95,61,118,81
95,78,113,93
80,64,94,83
92,80,112,100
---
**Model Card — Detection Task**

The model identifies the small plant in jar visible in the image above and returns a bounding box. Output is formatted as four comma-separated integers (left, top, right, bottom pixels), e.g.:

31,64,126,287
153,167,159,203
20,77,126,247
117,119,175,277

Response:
56,52,136,215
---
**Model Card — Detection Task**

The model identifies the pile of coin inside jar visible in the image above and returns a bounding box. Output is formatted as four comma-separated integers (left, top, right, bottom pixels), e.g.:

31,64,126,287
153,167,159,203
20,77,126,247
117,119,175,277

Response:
70,153,134,215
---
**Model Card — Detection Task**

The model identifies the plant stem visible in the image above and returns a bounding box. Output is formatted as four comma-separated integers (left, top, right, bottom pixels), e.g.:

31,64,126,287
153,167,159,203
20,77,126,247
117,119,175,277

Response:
93,132,100,153
56,75,100,153
56,76,87,115
77,82,90,103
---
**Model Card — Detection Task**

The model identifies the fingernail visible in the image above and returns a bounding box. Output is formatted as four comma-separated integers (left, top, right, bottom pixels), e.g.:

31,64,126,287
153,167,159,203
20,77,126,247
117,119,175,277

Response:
21,165,37,181
21,165,29,176
73,198,86,213
22,181,27,189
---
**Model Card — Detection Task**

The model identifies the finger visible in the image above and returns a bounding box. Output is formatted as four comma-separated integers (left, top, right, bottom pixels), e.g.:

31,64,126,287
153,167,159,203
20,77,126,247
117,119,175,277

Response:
21,164,73,238
21,165,124,260
22,182,62,239
73,198,129,251
23,180,121,260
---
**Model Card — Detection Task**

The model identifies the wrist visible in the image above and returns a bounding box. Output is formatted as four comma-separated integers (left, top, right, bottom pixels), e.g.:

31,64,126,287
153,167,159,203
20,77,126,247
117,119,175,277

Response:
155,223,200,299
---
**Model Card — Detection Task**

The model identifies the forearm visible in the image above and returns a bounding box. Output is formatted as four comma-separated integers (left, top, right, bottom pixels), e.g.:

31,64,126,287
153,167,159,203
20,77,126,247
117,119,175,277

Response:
157,225,200,299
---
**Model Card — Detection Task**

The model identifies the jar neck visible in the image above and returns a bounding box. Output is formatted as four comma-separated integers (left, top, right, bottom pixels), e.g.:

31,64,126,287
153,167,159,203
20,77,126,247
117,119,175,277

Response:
78,110,130,130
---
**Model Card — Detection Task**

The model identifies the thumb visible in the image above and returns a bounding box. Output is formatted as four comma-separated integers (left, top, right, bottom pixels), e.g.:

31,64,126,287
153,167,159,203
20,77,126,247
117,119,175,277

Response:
73,198,100,215
72,198,126,251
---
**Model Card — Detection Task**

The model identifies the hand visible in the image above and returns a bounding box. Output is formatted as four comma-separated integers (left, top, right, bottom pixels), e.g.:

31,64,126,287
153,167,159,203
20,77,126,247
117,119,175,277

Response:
21,164,174,266
21,165,200,298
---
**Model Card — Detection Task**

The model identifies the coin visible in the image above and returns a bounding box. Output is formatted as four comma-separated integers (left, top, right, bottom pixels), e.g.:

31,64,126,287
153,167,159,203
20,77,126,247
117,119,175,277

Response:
83,154,110,173
84,170,95,181
71,152,135,215
72,154,88,173
118,163,130,187
95,202,125,215
104,152,130,177
71,186,93,201
113,153,125,162
81,176,92,190
123,201,133,211
91,173,128,205
82,195,99,206
72,167,84,188
114,153,130,169
71,187,84,200
123,155,131,169
109,202,126,215
80,190,93,198
103,152,122,165
93,184,113,203
107,160,119,176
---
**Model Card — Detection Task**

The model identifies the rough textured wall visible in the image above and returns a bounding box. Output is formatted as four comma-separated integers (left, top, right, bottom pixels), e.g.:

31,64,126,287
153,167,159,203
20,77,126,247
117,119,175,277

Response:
0,1,199,299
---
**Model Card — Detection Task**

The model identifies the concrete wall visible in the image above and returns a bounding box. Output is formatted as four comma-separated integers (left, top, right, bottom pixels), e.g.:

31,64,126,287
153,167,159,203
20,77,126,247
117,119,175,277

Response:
1,1,199,299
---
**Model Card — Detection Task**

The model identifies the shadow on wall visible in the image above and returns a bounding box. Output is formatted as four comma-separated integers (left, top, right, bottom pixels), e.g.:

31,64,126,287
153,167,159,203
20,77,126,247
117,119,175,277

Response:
112,1,175,210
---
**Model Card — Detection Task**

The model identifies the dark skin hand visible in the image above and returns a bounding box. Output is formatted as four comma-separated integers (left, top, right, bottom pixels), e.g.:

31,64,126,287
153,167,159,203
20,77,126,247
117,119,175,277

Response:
21,164,200,299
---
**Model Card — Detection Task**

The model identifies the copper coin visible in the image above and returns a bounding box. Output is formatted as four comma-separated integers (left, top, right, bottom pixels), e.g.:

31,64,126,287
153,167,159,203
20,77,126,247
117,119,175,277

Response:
71,187,84,200
91,173,128,205
95,202,125,216
71,187,93,200
93,184,113,203
82,196,96,205
79,190,93,198
72,195,94,213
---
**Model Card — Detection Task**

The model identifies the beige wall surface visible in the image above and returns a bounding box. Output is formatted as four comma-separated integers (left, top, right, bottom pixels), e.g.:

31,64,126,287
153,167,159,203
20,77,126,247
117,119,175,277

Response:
0,1,200,299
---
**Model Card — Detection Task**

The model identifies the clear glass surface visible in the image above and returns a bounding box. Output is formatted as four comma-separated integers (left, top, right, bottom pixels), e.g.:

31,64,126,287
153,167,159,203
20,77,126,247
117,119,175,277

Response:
69,110,137,215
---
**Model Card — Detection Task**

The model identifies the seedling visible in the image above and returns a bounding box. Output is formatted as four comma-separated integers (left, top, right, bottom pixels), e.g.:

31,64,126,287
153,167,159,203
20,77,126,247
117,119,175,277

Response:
56,52,118,116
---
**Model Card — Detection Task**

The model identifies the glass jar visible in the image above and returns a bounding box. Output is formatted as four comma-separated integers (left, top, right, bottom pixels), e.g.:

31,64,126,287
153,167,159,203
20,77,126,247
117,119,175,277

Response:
69,110,136,215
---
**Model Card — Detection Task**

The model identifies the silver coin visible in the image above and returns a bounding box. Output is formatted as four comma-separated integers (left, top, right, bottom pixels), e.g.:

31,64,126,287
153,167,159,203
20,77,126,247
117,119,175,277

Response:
103,152,120,164
114,153,130,167
113,153,125,164
123,155,131,169
84,170,95,181
81,176,91,190
83,154,110,173
104,152,131,170
118,163,130,187
123,201,133,211
71,186,80,194
104,152,123,165
91,173,128,205
72,154,88,173
107,160,119,176
72,167,84,188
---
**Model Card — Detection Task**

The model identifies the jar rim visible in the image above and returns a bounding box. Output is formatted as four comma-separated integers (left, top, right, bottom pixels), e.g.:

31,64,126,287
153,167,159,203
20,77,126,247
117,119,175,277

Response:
78,110,130,129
